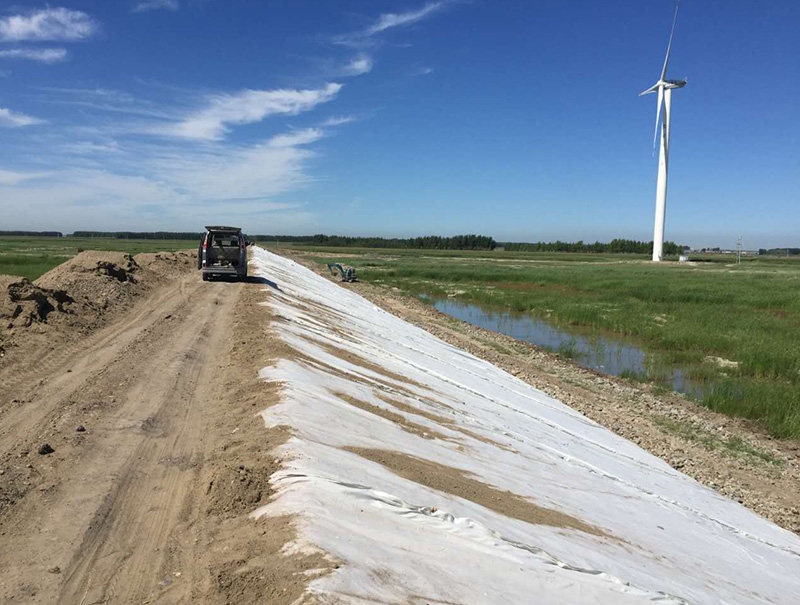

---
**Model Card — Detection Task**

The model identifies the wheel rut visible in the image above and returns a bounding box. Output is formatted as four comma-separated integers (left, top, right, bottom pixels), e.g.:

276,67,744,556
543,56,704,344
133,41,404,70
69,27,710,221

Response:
0,262,332,604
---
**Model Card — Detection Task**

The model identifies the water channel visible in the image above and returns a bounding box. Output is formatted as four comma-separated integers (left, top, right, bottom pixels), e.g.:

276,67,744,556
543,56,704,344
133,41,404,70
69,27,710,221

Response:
427,297,708,399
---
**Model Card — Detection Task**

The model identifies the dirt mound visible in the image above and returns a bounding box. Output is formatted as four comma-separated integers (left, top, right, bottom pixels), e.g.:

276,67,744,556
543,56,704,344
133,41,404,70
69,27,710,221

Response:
134,250,195,278
36,250,138,288
21,251,146,333
205,462,277,518
0,276,74,330
0,250,192,371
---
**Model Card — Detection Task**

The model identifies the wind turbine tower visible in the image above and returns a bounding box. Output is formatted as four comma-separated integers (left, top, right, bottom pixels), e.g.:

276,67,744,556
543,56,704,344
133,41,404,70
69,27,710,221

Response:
641,3,687,262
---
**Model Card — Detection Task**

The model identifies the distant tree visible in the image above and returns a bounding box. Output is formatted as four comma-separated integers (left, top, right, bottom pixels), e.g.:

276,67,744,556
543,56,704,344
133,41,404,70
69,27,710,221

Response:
503,239,686,255
0,230,63,237
247,234,497,250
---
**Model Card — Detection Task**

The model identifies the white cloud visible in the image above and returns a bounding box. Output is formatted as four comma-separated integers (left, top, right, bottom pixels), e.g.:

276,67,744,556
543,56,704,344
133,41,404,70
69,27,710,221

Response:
0,168,48,185
342,54,373,76
0,107,44,127
365,1,449,36
0,144,319,230
321,115,357,127
62,140,122,155
414,66,434,76
267,128,324,148
0,122,330,230
336,1,450,46
0,48,68,63
168,83,343,140
151,137,319,200
0,8,97,42
0,83,339,231
42,87,180,121
133,0,180,13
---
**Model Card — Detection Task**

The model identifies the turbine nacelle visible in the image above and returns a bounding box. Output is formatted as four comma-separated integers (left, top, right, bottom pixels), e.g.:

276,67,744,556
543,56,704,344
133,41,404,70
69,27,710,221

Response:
639,79,687,97
664,78,688,89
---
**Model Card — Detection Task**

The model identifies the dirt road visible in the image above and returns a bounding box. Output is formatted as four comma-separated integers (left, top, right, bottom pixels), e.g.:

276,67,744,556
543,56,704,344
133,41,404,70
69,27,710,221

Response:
0,262,319,604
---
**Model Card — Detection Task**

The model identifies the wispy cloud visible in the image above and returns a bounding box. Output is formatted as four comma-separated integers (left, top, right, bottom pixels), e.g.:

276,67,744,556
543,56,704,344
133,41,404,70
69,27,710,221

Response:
336,1,451,47
0,168,48,185
0,80,341,230
0,8,97,42
365,2,449,36
62,140,122,155
167,83,343,140
413,66,434,76
341,54,373,76
40,87,180,120
0,127,325,229
0,48,68,63
267,128,324,148
321,115,357,127
133,0,180,14
0,107,44,127
150,132,324,201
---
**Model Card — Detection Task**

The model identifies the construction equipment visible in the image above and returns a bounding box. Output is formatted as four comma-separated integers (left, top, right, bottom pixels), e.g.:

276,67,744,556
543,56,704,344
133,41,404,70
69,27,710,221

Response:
327,263,357,283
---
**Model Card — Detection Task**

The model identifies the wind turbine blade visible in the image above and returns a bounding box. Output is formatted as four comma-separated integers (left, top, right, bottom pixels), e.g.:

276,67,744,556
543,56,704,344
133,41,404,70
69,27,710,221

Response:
639,83,659,96
652,86,664,151
661,2,680,81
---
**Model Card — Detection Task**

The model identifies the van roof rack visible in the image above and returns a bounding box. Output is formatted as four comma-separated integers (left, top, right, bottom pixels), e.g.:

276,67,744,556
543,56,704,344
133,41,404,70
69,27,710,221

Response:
205,225,241,232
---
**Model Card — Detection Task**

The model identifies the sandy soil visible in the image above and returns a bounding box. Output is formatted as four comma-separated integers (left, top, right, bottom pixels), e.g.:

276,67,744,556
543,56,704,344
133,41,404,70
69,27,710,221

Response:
0,253,326,604
282,249,800,537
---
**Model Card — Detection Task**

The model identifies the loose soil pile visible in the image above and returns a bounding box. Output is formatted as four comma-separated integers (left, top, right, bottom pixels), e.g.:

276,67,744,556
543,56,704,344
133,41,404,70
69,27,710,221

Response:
0,276,73,331
135,250,195,278
0,250,194,368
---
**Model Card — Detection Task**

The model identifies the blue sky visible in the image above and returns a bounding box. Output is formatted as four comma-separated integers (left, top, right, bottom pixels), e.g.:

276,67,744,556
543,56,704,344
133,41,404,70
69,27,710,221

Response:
0,1,797,247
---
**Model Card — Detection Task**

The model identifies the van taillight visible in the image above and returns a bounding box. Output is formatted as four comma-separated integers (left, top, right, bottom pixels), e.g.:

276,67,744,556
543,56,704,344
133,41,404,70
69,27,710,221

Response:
202,240,207,250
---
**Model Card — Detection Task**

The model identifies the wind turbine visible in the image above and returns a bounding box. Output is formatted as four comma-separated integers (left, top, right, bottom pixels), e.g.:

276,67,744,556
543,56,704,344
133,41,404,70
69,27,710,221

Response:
641,2,687,262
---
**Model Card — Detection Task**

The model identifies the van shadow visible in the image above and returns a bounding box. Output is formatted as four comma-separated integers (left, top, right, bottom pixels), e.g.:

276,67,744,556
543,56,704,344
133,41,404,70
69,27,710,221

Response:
245,276,281,291
201,274,282,291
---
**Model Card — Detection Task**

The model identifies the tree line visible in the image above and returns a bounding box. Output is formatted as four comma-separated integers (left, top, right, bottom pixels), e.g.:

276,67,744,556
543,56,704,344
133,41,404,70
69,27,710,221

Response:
0,230,64,237
759,248,800,256
250,234,498,250
7,231,697,256
503,238,686,255
67,232,497,250
72,231,204,240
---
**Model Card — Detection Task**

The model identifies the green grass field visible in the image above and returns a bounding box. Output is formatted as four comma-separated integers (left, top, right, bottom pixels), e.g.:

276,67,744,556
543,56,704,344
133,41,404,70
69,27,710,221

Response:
289,245,800,439
0,236,197,280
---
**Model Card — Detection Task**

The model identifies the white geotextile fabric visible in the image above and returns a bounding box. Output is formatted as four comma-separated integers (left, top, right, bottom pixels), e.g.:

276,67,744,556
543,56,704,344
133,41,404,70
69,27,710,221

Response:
250,247,800,604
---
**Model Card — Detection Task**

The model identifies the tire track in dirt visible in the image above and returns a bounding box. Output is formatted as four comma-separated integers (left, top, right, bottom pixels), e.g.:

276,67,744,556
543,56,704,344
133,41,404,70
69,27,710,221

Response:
0,265,331,604
0,278,194,442
55,282,231,605
0,273,227,602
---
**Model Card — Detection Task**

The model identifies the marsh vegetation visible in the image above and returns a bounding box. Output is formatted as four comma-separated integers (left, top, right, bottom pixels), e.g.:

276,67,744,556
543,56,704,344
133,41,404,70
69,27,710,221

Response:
299,247,800,439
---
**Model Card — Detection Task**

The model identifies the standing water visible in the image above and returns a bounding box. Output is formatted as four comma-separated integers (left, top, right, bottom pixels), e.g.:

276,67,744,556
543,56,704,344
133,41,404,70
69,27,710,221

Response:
430,298,706,399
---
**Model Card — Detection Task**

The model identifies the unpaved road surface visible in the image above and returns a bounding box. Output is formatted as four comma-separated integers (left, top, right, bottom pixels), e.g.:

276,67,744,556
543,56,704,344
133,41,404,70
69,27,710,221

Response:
0,257,317,604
